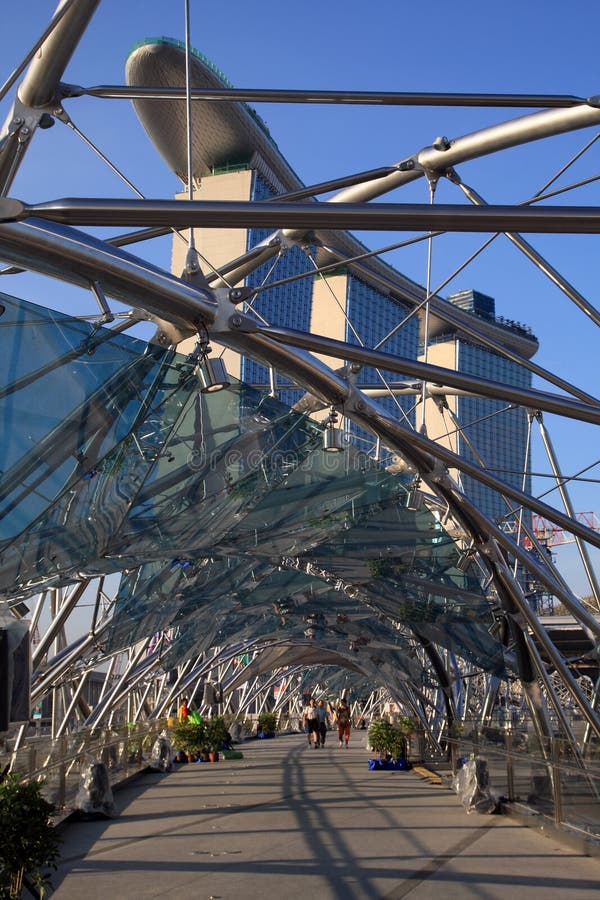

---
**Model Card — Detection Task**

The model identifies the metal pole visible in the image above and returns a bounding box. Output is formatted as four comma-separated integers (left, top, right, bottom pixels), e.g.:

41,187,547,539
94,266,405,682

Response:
536,413,600,610
505,729,515,802
19,197,600,234
552,738,564,827
0,0,100,193
85,637,151,728
456,180,600,327
0,219,218,337
0,0,81,103
81,84,588,108
55,671,89,738
581,674,600,757
32,580,89,668
244,324,600,423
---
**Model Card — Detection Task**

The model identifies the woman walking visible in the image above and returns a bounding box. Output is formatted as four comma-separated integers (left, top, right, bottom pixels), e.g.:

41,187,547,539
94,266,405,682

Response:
335,698,351,747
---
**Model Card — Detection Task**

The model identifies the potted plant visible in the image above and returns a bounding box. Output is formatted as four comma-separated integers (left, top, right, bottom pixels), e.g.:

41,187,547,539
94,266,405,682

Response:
205,716,228,762
172,720,207,762
0,773,61,899
397,715,416,759
257,711,278,738
368,720,404,759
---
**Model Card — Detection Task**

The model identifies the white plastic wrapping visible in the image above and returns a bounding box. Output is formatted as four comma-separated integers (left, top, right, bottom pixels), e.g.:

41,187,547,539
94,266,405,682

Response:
74,757,117,818
149,733,173,772
452,755,499,814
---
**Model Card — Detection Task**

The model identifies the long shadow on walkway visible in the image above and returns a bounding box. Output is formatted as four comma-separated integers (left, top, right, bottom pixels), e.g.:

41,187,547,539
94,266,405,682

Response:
51,735,600,899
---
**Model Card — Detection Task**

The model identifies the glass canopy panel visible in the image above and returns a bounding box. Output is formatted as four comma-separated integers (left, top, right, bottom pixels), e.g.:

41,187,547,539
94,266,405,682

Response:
108,381,324,563
286,658,424,699
114,553,426,683
217,569,425,681
108,446,503,671
292,503,507,674
106,555,263,653
0,294,506,676
222,446,405,556
0,305,201,599
0,293,172,547
292,669,378,703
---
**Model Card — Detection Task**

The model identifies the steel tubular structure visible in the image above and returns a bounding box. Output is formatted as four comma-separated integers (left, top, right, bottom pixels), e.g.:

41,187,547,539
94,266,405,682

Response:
0,0,599,812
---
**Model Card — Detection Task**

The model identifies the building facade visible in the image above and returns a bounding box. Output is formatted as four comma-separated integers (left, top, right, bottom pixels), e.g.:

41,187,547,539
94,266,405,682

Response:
130,39,538,506
420,289,537,528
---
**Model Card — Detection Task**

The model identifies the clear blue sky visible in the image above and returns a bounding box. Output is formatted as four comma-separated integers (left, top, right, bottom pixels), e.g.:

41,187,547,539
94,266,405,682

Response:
1,0,598,595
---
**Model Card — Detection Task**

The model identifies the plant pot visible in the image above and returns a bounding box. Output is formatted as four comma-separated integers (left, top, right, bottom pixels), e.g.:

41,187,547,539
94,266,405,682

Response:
208,751,219,762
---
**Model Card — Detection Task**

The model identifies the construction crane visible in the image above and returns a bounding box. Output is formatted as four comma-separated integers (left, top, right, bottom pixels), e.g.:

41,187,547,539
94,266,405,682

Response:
497,513,599,614
523,512,600,549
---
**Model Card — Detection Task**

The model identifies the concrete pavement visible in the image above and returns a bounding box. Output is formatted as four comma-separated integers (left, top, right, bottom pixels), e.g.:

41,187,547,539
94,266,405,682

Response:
50,734,600,899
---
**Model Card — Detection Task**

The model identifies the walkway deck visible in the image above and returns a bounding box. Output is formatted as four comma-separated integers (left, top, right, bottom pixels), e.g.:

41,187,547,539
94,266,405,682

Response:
51,734,600,899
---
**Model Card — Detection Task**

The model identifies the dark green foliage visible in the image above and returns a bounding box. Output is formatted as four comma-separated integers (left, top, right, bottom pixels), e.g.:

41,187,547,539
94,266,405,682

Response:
367,558,395,579
205,716,229,752
171,720,207,755
368,720,409,761
257,711,277,734
397,716,416,735
0,775,60,899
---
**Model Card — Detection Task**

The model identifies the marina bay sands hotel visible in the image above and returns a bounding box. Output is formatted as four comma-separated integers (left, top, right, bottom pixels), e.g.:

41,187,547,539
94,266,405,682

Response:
126,37,537,526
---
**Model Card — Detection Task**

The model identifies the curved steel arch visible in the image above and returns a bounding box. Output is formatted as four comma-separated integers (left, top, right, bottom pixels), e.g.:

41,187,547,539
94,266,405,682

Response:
0,1,599,780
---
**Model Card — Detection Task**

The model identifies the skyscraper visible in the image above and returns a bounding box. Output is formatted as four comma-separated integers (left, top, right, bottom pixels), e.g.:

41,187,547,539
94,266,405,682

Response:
127,39,421,454
420,288,538,526
127,39,538,489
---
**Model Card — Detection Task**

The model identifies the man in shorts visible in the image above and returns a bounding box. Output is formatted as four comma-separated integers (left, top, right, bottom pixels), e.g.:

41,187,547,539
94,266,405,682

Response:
302,697,320,748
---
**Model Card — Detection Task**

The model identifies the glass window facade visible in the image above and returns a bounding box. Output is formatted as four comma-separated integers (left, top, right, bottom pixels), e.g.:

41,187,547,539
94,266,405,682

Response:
241,173,314,406
346,274,418,459
456,340,532,527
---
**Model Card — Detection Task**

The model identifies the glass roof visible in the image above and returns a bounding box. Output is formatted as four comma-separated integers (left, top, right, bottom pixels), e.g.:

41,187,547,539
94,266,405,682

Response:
0,293,508,678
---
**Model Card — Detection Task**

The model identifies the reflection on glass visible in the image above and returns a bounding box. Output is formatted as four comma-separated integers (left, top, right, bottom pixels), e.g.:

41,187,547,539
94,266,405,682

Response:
1,293,507,679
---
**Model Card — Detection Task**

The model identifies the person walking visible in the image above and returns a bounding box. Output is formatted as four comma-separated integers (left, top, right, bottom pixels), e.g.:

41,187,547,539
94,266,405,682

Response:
302,697,320,748
335,698,352,747
178,696,190,722
316,698,331,747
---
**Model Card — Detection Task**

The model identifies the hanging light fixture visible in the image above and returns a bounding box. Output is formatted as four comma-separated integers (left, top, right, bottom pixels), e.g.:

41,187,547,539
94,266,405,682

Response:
323,406,345,452
198,354,229,393
189,330,230,394
405,478,423,511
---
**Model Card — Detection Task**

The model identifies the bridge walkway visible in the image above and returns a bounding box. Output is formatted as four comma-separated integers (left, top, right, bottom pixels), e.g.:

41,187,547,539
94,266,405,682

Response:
51,734,600,899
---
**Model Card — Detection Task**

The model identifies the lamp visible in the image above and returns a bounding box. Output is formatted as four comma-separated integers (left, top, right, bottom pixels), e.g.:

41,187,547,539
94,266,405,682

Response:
9,602,29,619
405,479,423,511
198,355,229,393
189,332,230,394
323,406,345,452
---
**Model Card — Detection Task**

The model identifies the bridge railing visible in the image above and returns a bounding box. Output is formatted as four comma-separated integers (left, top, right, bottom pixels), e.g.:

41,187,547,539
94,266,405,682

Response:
450,723,600,840
1,719,169,820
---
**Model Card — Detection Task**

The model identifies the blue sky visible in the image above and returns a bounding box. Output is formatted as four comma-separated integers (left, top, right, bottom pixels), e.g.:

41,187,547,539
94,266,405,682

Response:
1,0,599,595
